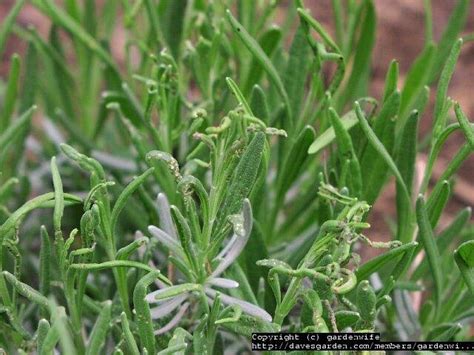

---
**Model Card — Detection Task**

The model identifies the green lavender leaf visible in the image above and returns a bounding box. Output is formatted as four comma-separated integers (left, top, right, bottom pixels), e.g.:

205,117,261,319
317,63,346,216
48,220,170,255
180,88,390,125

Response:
329,107,362,195
410,207,471,283
133,271,160,354
86,301,112,355
427,323,462,341
283,25,310,122
159,0,187,58
454,102,474,147
426,180,450,229
250,85,270,124
39,226,51,297
335,311,360,329
395,110,419,195
382,59,399,102
297,7,341,53
170,206,199,272
51,157,64,235
0,0,26,57
243,26,283,95
355,103,412,238
216,132,265,232
110,168,155,238
120,312,140,355
429,0,469,82
356,242,418,281
68,261,168,282
457,241,474,268
416,195,442,316
356,280,376,329
455,242,474,297
0,106,37,155
432,38,463,140
41,0,120,77
0,54,21,128
427,143,472,207
226,77,253,115
395,110,418,241
338,0,375,106
360,91,399,204
400,42,435,121
226,10,292,125
378,245,416,298
0,192,82,242
276,126,315,202
60,143,105,180
36,319,50,354
308,110,358,154
2,271,49,310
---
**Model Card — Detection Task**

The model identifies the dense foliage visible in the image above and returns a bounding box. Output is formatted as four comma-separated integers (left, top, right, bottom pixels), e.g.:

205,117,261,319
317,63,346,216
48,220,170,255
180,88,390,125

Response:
0,0,473,353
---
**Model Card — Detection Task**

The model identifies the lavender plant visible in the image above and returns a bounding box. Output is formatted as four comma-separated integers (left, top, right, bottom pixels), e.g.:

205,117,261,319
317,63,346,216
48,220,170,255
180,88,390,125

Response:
0,0,474,353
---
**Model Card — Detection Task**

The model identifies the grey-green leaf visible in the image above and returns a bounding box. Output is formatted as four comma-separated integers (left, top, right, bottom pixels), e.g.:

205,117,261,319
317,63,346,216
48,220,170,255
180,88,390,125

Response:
416,195,442,316
86,301,112,355
226,9,291,125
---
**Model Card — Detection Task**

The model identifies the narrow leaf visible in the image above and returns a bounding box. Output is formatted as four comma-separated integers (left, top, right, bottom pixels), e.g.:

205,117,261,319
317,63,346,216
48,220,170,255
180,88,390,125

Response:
226,9,292,124
356,242,418,281
400,42,435,120
355,102,411,211
0,0,26,56
308,110,358,154
133,271,161,354
0,54,21,128
432,38,463,140
110,168,155,236
86,301,112,355
455,242,474,298
382,59,399,102
416,195,442,316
